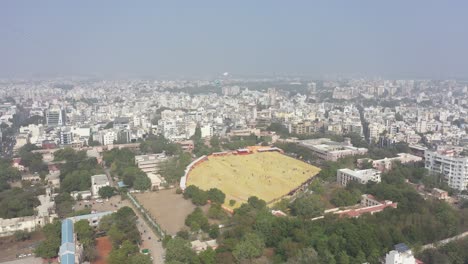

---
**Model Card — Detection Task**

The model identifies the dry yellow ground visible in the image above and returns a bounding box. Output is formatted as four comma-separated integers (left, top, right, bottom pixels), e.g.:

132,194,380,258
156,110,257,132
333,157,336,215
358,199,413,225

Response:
187,152,320,208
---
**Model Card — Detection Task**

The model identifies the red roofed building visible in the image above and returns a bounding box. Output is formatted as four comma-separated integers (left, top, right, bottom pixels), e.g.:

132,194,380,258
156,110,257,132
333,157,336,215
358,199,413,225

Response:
334,194,397,218
236,149,251,155
11,158,25,171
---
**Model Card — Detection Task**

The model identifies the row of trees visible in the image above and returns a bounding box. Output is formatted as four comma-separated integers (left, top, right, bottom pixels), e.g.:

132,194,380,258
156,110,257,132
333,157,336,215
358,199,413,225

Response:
98,207,152,264
183,185,226,205
140,134,181,156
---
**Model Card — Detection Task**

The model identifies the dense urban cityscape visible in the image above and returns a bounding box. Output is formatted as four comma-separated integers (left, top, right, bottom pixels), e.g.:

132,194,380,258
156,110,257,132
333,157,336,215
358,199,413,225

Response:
0,77,467,264
2,1,468,264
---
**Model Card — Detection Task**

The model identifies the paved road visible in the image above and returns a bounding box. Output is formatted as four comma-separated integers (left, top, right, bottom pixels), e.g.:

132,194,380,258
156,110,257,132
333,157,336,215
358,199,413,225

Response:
135,214,165,264
103,166,118,188
421,231,468,251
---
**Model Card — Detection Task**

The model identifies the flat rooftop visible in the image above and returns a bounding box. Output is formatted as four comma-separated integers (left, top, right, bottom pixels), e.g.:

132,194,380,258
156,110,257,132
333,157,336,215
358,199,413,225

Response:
91,174,108,185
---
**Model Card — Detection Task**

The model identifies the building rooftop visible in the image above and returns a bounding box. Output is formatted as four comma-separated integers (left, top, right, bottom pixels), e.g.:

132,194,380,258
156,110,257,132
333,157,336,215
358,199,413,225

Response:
69,211,113,222
91,174,108,185
135,153,166,162
339,168,381,180
394,243,410,253
60,253,75,264
61,219,74,244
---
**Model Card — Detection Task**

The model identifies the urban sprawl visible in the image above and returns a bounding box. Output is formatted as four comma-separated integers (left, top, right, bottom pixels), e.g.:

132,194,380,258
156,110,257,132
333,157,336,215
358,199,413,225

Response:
0,77,467,264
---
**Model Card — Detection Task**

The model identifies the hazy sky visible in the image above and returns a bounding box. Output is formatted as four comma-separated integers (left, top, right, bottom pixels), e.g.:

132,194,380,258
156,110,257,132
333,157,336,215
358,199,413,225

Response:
1,1,468,79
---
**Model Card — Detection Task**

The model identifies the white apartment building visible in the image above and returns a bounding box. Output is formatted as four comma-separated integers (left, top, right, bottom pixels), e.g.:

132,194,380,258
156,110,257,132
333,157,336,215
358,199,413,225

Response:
135,153,167,174
337,168,381,186
91,174,110,198
94,129,117,145
385,243,417,264
201,124,213,138
425,149,468,191
360,153,423,172
59,128,73,146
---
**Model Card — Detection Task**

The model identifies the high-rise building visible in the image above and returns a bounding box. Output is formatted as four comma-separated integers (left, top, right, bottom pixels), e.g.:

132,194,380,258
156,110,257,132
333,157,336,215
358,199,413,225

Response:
46,107,65,126
425,149,468,191
59,128,73,146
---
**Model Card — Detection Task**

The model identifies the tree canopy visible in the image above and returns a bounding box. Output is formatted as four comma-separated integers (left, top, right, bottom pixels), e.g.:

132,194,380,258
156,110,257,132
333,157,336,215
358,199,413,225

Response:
0,187,40,218
98,186,116,198
35,221,61,259
103,148,151,190
0,159,21,192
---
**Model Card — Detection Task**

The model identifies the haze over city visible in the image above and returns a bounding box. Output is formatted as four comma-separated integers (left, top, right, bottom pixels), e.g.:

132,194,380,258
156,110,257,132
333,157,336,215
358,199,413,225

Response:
2,1,468,79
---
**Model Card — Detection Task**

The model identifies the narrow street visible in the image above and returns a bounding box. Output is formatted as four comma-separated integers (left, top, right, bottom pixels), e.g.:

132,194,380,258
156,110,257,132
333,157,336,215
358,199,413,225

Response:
134,214,165,264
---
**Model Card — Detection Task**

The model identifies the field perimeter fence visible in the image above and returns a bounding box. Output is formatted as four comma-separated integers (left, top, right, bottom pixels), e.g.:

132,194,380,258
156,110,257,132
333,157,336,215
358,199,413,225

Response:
126,192,166,238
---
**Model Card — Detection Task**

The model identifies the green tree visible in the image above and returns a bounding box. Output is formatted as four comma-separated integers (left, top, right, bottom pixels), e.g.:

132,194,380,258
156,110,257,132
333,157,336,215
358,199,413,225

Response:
207,188,226,204
184,185,208,206
208,204,227,220
133,175,151,191
34,221,61,258
208,224,220,239
54,192,75,217
286,247,319,264
233,233,265,262
185,207,210,232
129,254,152,264
0,187,41,218
165,237,197,263
330,188,362,207
247,196,267,210
98,186,116,198
289,194,324,219
198,247,216,264
75,220,96,261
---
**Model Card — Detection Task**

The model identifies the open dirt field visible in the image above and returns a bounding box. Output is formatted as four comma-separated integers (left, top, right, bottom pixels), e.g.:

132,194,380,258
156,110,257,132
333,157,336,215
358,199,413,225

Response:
134,189,198,235
92,236,112,264
0,231,44,263
187,152,320,208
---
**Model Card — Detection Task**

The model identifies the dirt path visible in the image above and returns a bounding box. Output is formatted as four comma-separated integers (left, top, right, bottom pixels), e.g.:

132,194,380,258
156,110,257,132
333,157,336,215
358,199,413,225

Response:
421,231,468,250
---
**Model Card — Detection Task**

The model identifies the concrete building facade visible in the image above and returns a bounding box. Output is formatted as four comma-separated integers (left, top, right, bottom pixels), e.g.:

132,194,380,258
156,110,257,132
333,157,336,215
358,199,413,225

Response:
337,168,381,186
425,149,468,191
